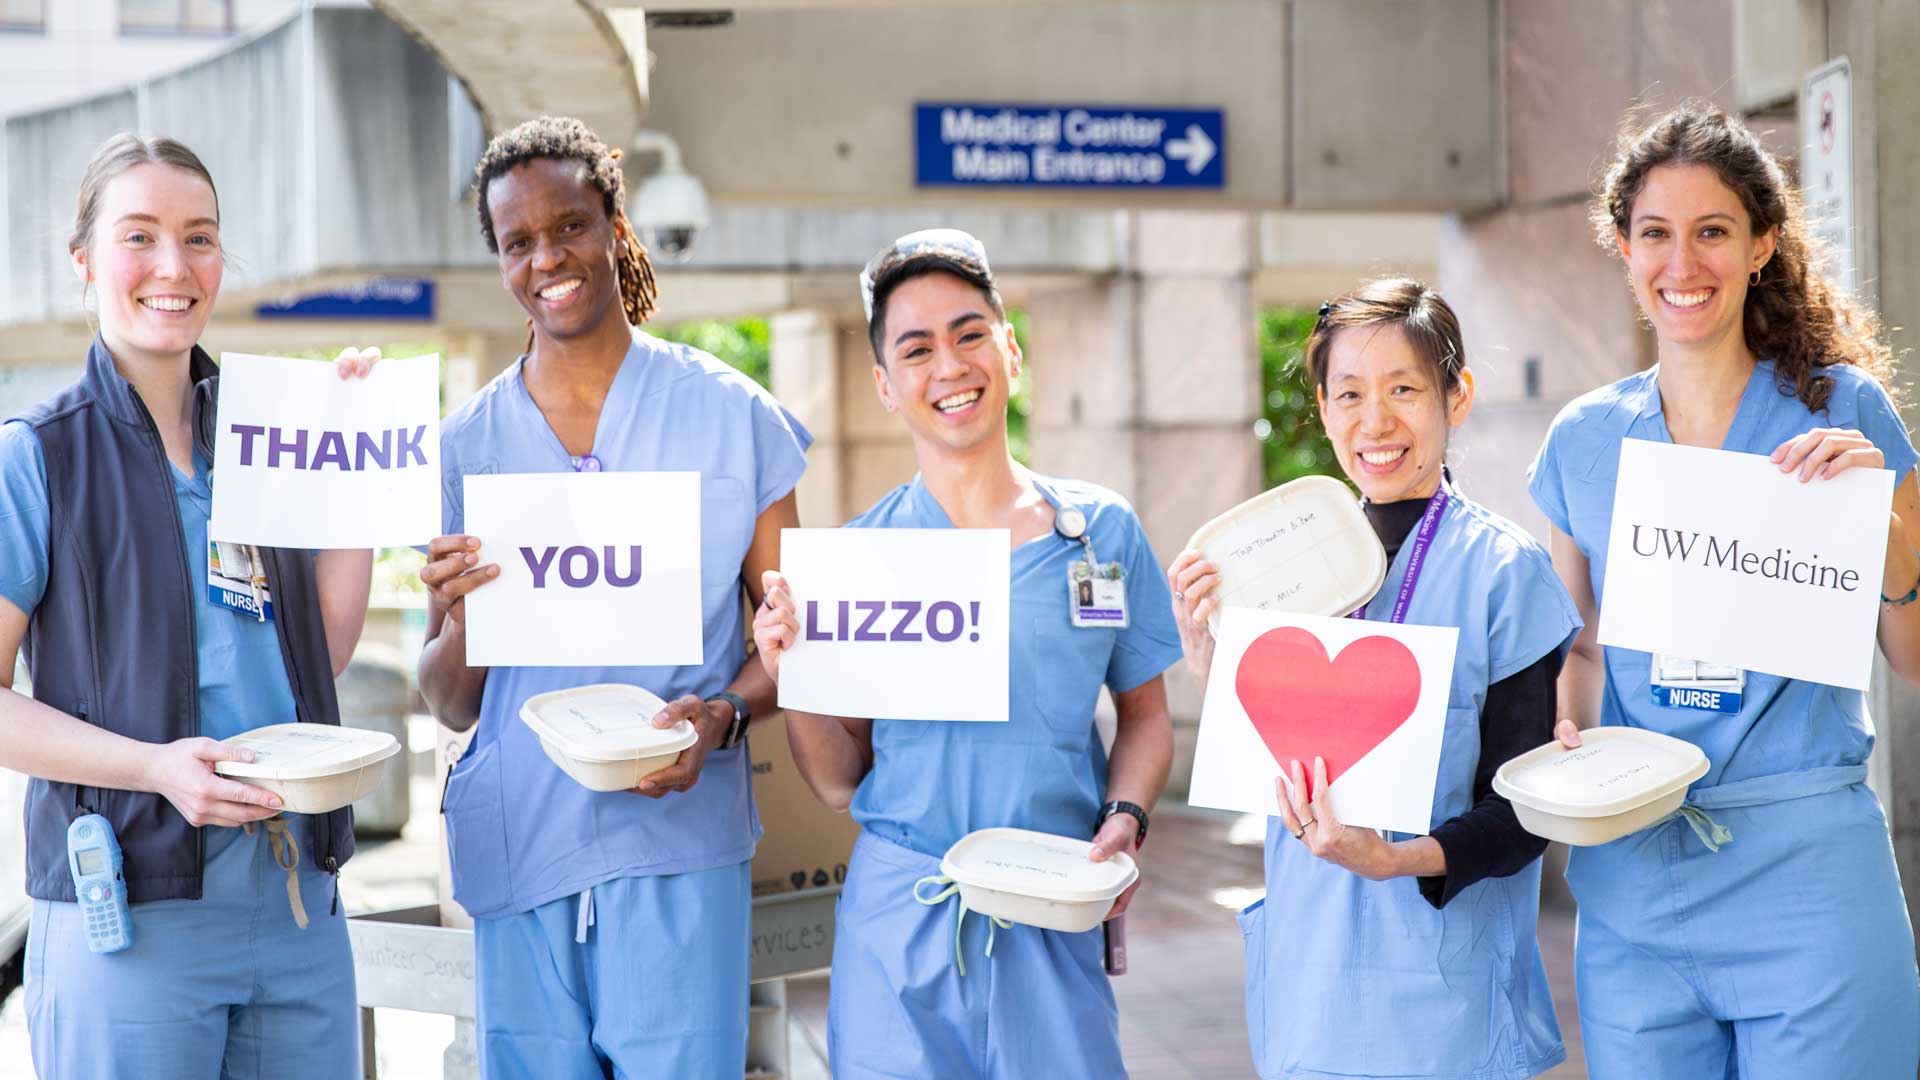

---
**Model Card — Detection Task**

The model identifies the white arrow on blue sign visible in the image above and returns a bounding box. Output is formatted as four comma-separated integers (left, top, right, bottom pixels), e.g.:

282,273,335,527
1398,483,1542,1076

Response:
915,103,1226,190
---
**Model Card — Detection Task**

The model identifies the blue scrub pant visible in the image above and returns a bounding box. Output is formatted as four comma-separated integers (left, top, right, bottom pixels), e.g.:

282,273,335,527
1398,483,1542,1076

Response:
1571,782,1919,1079
472,861,751,1079
828,832,1124,1080
25,820,357,1080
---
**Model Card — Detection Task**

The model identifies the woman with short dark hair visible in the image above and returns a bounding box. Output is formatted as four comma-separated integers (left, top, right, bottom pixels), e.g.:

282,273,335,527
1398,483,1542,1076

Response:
1173,277,1579,1079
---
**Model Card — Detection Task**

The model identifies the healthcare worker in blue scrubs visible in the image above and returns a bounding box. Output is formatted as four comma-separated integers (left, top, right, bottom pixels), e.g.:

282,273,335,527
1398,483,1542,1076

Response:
751,229,1183,1079
0,134,376,1079
1531,104,1920,1079
416,116,809,1078
1171,279,1580,1080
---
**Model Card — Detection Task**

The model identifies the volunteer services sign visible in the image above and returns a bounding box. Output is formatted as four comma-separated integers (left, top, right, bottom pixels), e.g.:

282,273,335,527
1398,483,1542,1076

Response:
915,102,1225,189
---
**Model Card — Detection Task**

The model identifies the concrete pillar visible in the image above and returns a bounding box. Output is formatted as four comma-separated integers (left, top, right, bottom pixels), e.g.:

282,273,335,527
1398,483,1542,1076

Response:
1823,0,1920,935
769,309,915,527
770,310,848,527
1027,211,1264,795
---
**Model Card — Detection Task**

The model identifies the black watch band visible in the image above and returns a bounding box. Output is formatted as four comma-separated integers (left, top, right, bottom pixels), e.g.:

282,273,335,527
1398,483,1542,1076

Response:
706,692,750,750
1097,800,1149,850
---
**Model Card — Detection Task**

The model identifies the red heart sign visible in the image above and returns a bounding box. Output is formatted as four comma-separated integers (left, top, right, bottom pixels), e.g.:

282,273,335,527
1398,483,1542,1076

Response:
1234,626,1423,789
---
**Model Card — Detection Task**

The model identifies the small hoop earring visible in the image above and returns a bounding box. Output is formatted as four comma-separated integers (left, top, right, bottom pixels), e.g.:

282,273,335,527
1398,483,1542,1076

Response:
1749,268,1762,287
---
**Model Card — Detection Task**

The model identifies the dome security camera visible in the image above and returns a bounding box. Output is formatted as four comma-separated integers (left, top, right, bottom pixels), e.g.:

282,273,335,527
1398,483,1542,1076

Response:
628,131,710,262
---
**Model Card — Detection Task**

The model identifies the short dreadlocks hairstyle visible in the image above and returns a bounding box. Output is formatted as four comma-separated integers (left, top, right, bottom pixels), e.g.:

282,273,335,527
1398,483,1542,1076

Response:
474,116,659,337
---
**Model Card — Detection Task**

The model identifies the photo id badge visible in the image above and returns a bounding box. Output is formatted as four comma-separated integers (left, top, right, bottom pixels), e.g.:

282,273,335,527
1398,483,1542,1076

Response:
1650,654,1743,713
207,540,274,622
1069,560,1129,629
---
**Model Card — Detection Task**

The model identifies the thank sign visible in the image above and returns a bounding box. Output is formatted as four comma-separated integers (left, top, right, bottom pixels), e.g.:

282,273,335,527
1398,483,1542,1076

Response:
462,473,702,667
777,529,1010,722
1599,439,1893,690
210,352,441,547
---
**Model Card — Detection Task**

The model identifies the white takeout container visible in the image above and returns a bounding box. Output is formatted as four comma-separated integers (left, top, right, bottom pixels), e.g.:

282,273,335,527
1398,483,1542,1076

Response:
1493,727,1711,846
214,723,401,814
1184,474,1388,629
940,827,1137,934
519,684,698,792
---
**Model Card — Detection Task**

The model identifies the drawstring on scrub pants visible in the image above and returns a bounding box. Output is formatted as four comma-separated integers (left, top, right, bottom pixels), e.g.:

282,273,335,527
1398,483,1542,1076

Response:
913,875,1012,977
1667,805,1734,852
242,816,310,929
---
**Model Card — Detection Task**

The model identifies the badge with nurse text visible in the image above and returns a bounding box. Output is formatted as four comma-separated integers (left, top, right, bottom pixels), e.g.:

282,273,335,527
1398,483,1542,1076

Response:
1650,654,1744,713
207,541,274,622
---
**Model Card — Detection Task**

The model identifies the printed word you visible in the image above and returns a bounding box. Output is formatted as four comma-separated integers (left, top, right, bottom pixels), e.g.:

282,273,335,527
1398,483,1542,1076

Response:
522,546,642,589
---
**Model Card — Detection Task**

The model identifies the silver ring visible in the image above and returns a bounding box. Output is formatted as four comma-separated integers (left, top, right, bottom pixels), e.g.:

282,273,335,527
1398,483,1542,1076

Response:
1174,590,1184,601
1291,824,1306,839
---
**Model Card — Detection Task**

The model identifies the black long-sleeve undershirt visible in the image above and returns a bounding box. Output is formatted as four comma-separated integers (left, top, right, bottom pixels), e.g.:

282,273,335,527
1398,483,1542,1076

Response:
1363,498,1556,910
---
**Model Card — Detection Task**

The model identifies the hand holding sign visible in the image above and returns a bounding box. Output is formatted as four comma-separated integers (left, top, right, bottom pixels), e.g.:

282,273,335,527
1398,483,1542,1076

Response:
420,534,495,627
754,571,800,679
1188,608,1457,835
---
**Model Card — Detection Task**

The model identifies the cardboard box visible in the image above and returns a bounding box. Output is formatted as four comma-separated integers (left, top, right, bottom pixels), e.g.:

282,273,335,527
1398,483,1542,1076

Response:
749,712,862,896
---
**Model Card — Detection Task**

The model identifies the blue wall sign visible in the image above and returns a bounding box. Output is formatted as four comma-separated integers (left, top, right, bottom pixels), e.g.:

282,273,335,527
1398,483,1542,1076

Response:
916,102,1225,190
256,277,435,321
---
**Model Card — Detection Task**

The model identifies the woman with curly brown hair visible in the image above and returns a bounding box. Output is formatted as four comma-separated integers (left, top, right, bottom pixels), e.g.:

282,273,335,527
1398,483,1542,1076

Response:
1529,103,1920,1078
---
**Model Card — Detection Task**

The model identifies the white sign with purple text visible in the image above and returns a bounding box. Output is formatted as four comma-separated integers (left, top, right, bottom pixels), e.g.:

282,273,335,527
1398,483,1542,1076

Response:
1599,438,1893,690
210,352,441,548
462,473,703,667
777,528,1010,722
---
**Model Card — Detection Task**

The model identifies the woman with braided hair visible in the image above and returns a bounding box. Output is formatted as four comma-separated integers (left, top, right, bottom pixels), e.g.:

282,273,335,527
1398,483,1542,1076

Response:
416,115,810,1077
1530,102,1920,1077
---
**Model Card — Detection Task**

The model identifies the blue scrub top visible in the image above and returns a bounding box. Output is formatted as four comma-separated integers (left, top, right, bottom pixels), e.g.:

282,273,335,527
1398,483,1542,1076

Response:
436,332,812,919
844,473,1183,859
1244,484,1580,1079
0,422,299,746
1528,359,1918,787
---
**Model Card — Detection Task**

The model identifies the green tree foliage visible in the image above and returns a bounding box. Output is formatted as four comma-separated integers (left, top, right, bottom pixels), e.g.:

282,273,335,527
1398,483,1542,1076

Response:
655,318,772,388
1258,308,1340,490
1005,308,1032,466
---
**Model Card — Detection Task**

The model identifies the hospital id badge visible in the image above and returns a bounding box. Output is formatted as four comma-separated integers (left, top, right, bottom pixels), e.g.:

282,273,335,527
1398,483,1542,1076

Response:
1069,560,1129,629
207,541,273,622
1650,654,1743,713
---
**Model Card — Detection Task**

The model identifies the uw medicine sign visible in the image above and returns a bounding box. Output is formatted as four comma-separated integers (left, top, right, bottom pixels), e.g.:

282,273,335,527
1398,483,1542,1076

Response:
915,102,1226,190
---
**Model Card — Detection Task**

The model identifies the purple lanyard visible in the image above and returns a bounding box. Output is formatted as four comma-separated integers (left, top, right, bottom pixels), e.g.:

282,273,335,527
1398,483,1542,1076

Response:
1350,480,1451,625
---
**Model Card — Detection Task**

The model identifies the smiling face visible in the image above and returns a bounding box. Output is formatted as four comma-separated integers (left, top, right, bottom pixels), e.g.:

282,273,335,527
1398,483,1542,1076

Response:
869,271,1018,457
1316,323,1473,504
1618,162,1777,355
70,163,222,366
486,157,625,345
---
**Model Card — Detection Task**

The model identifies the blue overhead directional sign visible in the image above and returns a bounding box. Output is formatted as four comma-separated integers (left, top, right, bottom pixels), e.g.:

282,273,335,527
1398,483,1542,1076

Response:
255,277,435,321
916,102,1225,190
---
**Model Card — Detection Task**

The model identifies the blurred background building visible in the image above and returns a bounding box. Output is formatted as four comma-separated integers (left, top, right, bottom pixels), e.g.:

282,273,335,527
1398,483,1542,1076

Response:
0,2,1914,1075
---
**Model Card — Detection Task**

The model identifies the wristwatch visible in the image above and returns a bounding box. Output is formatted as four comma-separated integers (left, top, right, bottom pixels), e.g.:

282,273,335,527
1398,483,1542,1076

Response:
705,692,750,750
1096,800,1149,850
